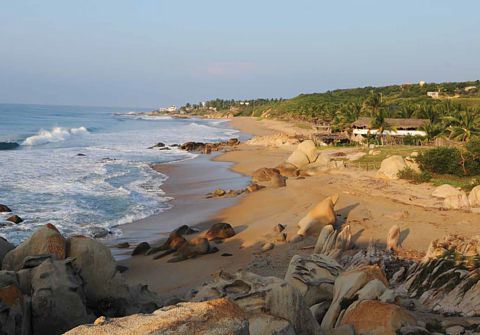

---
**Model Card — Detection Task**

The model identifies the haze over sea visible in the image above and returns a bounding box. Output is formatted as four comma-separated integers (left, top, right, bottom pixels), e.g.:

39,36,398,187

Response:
0,104,238,244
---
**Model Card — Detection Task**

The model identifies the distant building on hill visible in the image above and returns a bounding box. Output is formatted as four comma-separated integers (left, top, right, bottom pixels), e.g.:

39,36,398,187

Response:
427,91,440,99
464,86,478,94
351,117,428,137
419,80,426,87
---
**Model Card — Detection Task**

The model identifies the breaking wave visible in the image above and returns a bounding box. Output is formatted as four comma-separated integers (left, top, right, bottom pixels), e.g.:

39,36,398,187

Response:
22,126,90,146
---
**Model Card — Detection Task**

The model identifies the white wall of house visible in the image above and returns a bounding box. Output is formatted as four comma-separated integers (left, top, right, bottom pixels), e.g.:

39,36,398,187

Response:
353,129,427,137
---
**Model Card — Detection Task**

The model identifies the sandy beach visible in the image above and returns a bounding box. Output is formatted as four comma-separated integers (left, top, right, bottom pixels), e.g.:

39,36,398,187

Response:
118,117,480,301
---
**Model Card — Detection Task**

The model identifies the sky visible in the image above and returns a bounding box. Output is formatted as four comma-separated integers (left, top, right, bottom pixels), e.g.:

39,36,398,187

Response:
1,0,479,108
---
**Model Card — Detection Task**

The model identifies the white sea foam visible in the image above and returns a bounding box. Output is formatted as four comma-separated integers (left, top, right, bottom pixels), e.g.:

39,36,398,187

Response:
22,126,89,146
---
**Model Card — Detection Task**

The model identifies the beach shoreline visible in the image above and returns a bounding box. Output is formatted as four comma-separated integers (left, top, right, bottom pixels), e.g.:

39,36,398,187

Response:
117,116,480,300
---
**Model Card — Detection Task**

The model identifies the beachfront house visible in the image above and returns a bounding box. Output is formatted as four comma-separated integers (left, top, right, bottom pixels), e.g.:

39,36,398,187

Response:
351,117,428,138
427,91,440,99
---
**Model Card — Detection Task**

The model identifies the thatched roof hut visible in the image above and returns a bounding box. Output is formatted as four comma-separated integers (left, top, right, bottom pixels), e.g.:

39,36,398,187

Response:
352,117,428,130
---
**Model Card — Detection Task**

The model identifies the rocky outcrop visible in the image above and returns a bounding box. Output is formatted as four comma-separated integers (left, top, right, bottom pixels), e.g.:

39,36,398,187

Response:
3,224,66,271
321,265,389,329
284,254,342,306
180,138,240,154
192,271,322,335
339,300,417,335
65,298,249,335
296,194,338,236
270,173,287,188
168,237,215,262
402,234,480,317
314,225,352,258
375,155,407,180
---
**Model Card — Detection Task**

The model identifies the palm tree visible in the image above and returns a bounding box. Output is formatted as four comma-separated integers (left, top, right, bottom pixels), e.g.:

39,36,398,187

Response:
362,92,392,145
419,121,445,140
444,108,480,142
362,92,383,117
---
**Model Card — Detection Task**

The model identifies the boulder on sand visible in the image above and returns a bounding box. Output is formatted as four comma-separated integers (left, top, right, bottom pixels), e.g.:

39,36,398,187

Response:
297,140,318,163
432,184,462,199
468,185,480,207
276,162,300,177
375,155,407,180
286,149,310,169
65,298,249,335
131,242,151,256
205,222,235,240
252,167,281,183
443,191,470,210
296,194,339,236
270,173,286,188
168,237,214,263
340,300,417,335
2,224,66,271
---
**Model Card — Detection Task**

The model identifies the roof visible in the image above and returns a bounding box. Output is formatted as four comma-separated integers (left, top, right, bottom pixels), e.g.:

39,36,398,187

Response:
351,117,428,129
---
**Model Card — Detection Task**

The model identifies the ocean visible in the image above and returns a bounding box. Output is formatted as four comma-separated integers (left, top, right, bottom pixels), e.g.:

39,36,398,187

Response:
0,103,239,244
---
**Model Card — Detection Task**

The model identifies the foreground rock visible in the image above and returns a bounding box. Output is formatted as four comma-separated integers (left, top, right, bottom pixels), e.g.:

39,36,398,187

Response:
286,140,318,169
432,184,462,199
252,167,281,183
375,155,407,180
192,271,322,334
205,222,236,240
284,254,342,306
65,298,249,335
314,225,352,258
6,215,23,224
0,224,162,335
3,224,66,271
469,185,480,207
296,194,338,236
340,300,417,335
404,234,480,316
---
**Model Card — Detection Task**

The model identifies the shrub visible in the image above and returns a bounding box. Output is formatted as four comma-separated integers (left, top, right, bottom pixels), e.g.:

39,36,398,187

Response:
403,135,426,146
417,147,463,175
397,167,432,184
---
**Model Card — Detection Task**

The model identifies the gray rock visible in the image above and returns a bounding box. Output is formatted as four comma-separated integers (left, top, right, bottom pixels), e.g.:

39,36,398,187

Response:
131,242,151,256
31,258,94,334
0,237,14,269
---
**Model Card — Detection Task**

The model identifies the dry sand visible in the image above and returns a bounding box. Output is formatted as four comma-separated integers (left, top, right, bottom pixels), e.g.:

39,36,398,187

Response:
120,117,480,300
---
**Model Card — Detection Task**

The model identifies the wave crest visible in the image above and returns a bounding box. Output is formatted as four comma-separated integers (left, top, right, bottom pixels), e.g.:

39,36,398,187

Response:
22,126,89,146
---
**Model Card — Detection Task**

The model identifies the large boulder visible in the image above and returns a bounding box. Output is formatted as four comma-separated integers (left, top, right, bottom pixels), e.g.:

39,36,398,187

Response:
0,273,26,335
65,298,249,335
375,155,407,180
252,168,281,183
286,149,310,169
66,235,160,316
298,140,319,163
30,258,94,335
168,237,213,262
432,184,462,199
340,300,417,335
469,185,480,207
192,271,322,335
321,265,388,329
0,237,14,269
284,254,342,306
443,191,470,209
297,194,338,236
205,222,236,240
3,224,66,271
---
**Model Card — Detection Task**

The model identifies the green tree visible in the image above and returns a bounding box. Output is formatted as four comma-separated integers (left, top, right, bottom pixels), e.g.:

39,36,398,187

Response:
444,108,480,142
